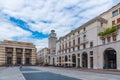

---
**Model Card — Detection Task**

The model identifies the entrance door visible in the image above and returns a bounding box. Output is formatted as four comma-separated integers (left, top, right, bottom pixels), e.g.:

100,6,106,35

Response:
72,54,76,67
82,53,88,68
26,58,30,64
104,48,117,69
90,57,93,68
7,57,12,64
17,58,22,64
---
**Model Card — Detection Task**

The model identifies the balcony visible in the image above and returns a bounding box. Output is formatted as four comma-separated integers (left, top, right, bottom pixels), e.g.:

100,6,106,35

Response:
6,49,13,52
6,53,13,57
80,39,89,45
98,25,119,39
25,49,32,54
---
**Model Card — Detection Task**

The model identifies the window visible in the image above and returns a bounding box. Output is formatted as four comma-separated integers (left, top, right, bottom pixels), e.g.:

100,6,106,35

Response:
117,18,120,23
90,42,93,48
65,43,67,48
102,38,105,44
83,35,86,38
62,45,64,49
78,37,80,44
78,31,79,34
112,20,115,26
101,22,103,27
107,37,111,42
112,10,119,17
83,27,86,31
77,46,80,50
69,49,70,53
73,47,75,51
69,41,71,47
83,44,86,49
112,35,117,41
73,39,75,46
90,51,93,55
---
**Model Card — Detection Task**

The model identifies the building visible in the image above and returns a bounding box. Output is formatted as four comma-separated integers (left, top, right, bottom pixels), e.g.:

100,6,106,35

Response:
49,3,120,70
0,40,36,66
37,47,49,65
47,30,57,65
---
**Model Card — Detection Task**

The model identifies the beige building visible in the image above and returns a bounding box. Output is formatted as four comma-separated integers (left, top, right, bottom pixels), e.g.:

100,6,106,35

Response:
37,47,49,65
47,3,120,70
0,40,36,66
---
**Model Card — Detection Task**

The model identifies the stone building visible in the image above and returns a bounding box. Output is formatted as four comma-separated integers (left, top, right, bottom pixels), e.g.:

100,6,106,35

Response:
0,40,36,66
51,3,120,70
37,47,49,65
47,30,57,65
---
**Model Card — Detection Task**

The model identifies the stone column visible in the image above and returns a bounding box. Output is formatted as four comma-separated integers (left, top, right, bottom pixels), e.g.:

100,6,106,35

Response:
31,49,37,65
22,48,25,65
117,49,120,70
76,54,78,68
70,55,72,67
88,53,90,68
80,54,82,67
13,48,16,65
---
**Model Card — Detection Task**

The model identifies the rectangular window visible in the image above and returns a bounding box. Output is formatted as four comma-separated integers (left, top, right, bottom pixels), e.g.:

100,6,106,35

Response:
112,9,119,17
73,40,75,46
112,20,115,26
73,47,75,51
66,43,67,48
77,46,80,50
112,35,117,41
83,44,86,49
78,37,80,44
107,37,111,43
102,38,105,44
69,41,71,47
83,27,86,31
101,23,103,27
117,18,120,23
90,42,93,48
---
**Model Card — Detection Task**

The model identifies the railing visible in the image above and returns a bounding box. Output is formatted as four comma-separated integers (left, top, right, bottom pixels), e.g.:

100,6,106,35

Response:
80,39,89,45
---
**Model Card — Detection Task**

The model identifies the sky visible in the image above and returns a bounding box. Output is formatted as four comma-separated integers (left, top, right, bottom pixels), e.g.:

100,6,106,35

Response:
0,0,120,51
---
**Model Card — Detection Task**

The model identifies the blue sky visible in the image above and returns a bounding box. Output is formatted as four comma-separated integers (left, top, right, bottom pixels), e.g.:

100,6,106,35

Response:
0,0,120,51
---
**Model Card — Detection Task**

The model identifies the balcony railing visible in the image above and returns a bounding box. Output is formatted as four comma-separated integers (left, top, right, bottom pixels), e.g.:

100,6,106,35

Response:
98,24,120,39
80,39,89,45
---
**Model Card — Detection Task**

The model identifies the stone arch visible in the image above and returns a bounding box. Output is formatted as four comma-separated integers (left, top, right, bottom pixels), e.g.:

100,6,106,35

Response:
82,52,88,68
103,48,117,69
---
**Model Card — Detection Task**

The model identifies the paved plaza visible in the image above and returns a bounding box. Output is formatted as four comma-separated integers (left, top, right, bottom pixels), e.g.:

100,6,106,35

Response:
0,66,120,80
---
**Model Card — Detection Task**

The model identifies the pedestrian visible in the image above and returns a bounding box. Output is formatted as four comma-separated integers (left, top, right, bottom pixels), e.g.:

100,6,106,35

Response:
19,64,22,69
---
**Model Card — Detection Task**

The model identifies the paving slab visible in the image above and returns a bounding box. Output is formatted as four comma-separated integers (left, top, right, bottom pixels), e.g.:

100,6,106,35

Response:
0,67,25,80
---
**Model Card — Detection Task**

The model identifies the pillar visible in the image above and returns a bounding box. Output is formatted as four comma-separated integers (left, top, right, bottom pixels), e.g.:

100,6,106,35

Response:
70,55,72,67
76,54,78,68
22,48,25,65
13,48,16,65
80,53,82,67
88,53,90,68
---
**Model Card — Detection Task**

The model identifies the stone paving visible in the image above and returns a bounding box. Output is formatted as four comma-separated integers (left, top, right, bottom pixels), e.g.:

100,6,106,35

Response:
21,67,81,80
30,66,120,80
0,66,120,80
0,67,25,80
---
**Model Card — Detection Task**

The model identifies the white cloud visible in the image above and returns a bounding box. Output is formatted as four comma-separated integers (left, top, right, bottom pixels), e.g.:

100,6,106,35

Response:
0,21,31,40
0,0,116,51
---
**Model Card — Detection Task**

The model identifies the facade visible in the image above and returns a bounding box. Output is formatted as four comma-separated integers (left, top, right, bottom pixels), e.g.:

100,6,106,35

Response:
47,30,57,65
37,47,49,65
0,40,36,66
48,3,120,70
